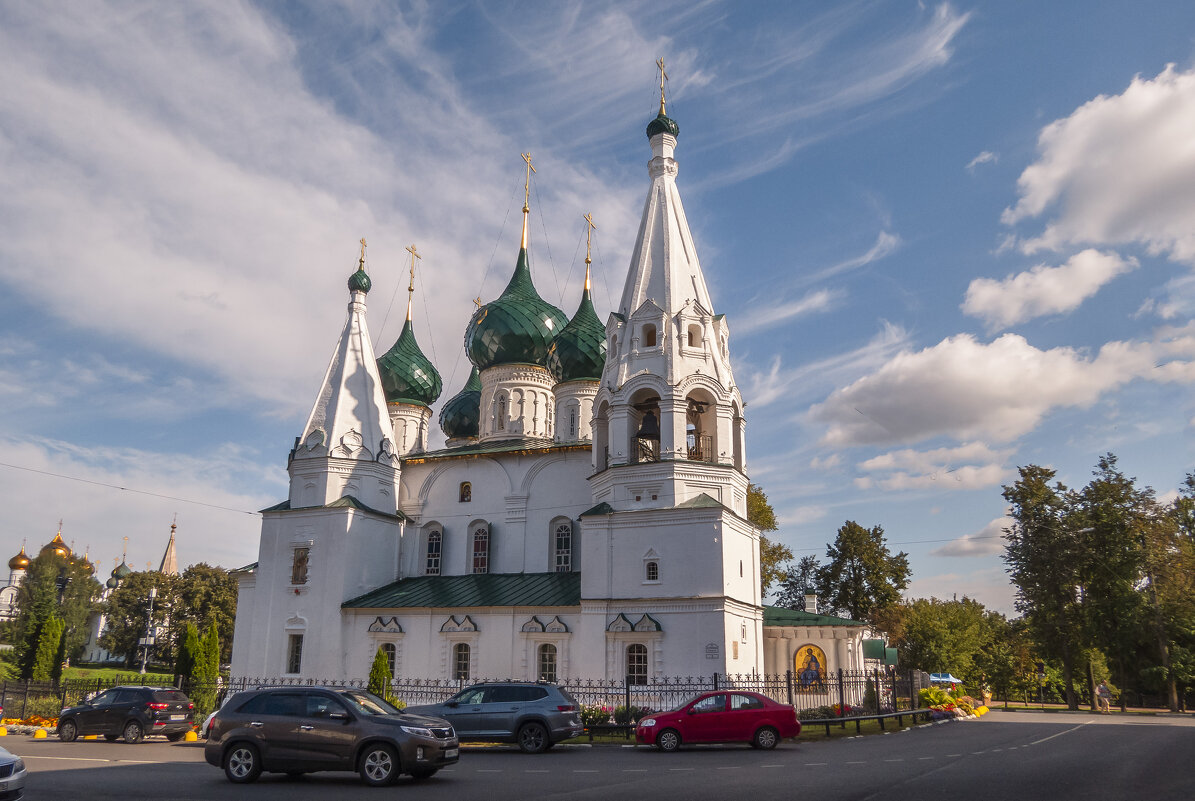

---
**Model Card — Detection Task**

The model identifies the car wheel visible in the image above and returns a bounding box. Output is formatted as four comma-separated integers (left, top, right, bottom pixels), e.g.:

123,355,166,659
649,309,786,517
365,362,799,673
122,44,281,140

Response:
122,720,144,744
409,767,438,780
165,732,186,742
58,720,78,742
516,722,549,754
224,742,261,784
657,728,681,752
359,743,399,786
104,735,119,742
752,726,779,750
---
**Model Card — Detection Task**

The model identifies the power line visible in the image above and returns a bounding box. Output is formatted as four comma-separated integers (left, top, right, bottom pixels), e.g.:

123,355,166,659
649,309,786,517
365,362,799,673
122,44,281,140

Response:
0,461,260,516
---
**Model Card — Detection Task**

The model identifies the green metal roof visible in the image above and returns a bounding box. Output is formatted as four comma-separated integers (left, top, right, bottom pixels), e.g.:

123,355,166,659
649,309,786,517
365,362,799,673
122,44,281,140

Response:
863,639,887,660
762,605,866,627
260,495,408,521
546,285,606,383
464,245,568,370
646,111,680,139
402,438,588,464
377,318,442,406
348,266,371,293
675,493,727,510
438,366,482,439
579,501,615,517
343,571,581,609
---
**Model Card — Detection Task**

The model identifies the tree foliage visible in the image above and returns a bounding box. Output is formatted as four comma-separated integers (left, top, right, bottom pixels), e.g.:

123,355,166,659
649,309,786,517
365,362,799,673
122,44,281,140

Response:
896,596,999,679
368,646,393,699
100,571,177,668
171,564,238,664
748,483,791,595
813,521,910,622
12,553,100,678
773,556,821,610
30,615,64,683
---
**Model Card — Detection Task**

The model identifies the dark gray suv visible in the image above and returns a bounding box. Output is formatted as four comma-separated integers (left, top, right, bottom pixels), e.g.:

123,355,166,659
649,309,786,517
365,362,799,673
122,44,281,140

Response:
205,687,458,785
406,682,583,753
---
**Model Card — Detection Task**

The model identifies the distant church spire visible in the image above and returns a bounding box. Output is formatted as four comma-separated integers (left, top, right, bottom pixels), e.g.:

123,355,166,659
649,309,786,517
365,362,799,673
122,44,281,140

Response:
158,520,179,576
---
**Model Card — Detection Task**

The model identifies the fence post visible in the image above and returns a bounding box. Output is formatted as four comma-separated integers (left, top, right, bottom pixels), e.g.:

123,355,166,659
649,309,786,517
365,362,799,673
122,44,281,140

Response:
712,672,719,691
837,669,845,728
624,675,631,718
20,680,29,720
910,670,918,709
786,670,794,706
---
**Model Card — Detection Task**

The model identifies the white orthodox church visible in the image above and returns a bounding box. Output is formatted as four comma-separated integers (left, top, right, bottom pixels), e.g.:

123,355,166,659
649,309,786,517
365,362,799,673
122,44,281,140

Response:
230,93,871,684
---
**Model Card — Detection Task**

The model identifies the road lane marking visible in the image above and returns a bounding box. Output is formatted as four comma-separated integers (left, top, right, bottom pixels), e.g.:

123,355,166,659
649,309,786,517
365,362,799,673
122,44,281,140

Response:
846,761,866,764
622,769,648,773
946,754,961,757
760,764,783,768
918,757,934,760
524,770,550,773
22,756,158,765
806,762,827,766
668,768,695,772
716,766,740,770
1030,721,1093,745
884,759,904,762
573,770,599,773
477,769,503,773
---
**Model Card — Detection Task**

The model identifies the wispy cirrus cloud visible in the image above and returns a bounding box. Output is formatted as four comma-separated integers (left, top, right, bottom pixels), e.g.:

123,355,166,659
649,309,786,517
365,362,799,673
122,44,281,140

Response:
930,516,1013,557
855,442,1013,491
966,150,997,172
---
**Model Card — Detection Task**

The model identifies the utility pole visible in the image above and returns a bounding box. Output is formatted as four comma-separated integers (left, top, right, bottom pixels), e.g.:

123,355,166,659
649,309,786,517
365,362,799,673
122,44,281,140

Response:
139,585,158,675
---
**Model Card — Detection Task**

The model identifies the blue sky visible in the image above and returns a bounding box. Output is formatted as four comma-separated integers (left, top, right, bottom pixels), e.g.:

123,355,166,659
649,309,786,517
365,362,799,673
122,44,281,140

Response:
1,1,1193,613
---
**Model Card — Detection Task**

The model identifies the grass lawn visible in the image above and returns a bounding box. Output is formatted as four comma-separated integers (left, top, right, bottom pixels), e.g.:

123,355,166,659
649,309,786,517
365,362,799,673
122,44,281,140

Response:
562,716,929,746
62,666,174,683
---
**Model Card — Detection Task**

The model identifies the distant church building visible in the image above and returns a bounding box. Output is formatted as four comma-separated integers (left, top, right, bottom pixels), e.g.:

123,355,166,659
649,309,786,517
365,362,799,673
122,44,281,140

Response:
231,88,869,683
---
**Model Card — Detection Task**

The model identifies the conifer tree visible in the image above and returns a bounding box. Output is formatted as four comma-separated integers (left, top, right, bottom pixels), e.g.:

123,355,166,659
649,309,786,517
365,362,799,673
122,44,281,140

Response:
31,616,64,683
368,646,393,700
176,622,200,685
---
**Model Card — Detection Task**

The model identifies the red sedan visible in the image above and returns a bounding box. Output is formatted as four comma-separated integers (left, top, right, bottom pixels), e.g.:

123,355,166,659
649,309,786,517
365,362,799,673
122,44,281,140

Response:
635,690,800,751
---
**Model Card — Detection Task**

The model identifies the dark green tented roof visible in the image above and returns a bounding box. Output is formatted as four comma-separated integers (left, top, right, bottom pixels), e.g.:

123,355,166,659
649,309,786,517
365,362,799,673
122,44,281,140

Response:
260,495,408,521
377,319,442,406
343,571,581,609
464,246,568,370
439,366,482,440
546,286,606,383
762,605,866,627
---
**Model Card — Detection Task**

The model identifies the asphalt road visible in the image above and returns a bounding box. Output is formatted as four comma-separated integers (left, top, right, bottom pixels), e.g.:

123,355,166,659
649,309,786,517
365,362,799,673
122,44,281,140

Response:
6,710,1193,801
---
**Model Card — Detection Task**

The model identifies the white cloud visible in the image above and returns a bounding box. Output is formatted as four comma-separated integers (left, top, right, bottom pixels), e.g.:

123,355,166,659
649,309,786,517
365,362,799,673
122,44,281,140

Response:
930,516,1012,557
810,454,842,470
810,325,1195,446
736,289,839,334
966,150,997,172
962,249,1137,330
906,566,1015,613
1003,64,1195,265
858,442,1013,490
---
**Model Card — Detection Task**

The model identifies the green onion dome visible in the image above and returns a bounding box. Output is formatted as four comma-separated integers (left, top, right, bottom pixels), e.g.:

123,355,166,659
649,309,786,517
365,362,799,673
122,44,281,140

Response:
377,319,442,406
348,266,371,294
546,284,606,382
7,546,30,571
646,111,679,139
106,576,119,589
439,366,482,440
465,247,568,370
112,561,132,580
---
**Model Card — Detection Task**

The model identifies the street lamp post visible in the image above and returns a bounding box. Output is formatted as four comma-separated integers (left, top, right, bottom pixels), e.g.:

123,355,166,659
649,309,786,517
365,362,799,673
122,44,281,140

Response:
139,585,158,675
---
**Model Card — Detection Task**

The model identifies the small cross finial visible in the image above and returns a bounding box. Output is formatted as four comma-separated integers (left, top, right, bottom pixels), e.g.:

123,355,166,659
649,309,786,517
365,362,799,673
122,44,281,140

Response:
122,536,128,562
404,244,422,321
521,152,536,212
358,237,367,268
473,296,482,310
583,213,597,292
656,57,669,115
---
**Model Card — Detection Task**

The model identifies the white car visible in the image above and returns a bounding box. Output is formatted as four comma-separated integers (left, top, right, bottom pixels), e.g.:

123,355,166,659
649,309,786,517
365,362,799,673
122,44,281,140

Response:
0,744,27,799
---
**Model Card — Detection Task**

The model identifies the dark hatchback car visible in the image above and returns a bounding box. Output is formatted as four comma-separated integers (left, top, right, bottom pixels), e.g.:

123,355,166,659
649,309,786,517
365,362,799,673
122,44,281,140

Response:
57,686,195,744
205,687,458,785
406,682,583,753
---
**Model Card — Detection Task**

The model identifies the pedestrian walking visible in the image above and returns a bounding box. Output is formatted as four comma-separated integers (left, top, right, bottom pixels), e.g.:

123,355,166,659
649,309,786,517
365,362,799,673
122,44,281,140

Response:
1096,681,1112,713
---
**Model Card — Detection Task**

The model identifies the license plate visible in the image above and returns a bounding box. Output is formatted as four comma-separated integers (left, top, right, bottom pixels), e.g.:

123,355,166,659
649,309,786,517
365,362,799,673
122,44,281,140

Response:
443,748,458,759
169,714,184,721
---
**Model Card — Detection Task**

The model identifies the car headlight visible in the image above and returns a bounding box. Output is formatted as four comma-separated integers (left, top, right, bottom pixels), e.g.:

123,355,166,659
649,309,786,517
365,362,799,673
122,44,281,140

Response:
12,758,24,774
640,718,656,727
401,725,434,737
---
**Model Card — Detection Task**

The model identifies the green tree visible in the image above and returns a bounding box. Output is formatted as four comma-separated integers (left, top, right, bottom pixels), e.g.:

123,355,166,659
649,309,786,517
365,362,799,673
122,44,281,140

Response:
973,618,1037,707
368,646,394,700
896,597,997,682
190,622,220,714
30,615,64,682
12,553,101,677
169,564,238,664
773,556,821,610
1002,465,1084,709
814,521,910,622
100,571,177,668
748,484,791,595
175,622,200,683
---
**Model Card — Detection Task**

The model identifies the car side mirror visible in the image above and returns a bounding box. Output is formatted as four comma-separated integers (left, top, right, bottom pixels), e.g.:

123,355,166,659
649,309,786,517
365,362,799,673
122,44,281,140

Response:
445,701,459,708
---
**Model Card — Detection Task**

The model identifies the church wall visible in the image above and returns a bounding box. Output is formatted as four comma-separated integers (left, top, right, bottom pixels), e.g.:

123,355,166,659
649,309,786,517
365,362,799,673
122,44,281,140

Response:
762,626,866,676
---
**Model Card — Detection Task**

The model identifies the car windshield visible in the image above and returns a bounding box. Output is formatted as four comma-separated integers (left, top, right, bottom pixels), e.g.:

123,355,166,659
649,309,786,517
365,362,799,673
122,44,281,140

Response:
337,690,401,716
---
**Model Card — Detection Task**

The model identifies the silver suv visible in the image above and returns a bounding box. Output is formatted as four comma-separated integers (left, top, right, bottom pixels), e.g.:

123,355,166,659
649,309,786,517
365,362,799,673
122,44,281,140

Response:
407,683,583,753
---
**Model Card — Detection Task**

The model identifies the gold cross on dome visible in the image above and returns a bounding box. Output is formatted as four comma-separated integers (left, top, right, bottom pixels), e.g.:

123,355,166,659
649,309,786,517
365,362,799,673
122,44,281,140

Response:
656,57,669,114
473,296,482,309
405,244,421,293
583,213,597,289
521,152,536,212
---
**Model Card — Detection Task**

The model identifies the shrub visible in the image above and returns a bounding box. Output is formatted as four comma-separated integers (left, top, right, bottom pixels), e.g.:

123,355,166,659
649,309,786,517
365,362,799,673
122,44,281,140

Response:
797,705,836,721
580,705,611,727
613,705,651,725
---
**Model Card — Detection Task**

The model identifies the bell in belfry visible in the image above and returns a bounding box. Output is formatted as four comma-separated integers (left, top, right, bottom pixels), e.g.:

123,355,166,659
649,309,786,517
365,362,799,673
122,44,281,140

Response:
635,410,661,441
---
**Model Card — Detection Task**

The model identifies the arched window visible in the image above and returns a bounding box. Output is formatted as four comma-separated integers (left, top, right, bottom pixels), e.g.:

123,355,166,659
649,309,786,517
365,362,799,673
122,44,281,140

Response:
472,526,489,574
687,324,701,347
497,394,507,431
642,324,657,348
626,644,648,684
453,643,470,680
425,530,442,576
459,482,471,503
554,521,572,572
645,560,659,582
538,643,558,683
380,642,396,677
568,406,577,439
